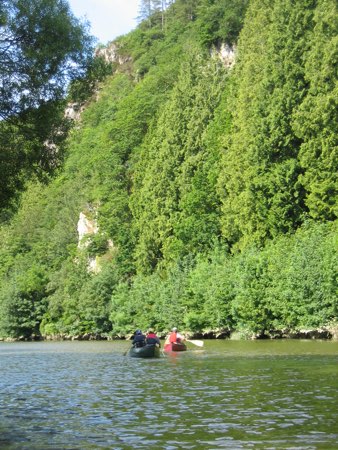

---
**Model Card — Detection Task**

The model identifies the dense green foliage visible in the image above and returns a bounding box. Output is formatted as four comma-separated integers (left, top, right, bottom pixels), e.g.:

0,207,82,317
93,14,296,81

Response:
0,0,337,339
0,0,96,212
130,48,226,272
110,221,337,335
219,0,338,250
0,0,93,119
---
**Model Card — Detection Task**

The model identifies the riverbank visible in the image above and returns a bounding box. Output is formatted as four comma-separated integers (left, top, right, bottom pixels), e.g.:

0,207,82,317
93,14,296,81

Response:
1,326,338,342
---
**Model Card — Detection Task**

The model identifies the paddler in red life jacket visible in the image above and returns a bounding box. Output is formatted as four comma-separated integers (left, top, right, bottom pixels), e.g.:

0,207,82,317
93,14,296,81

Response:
146,329,161,347
168,327,185,344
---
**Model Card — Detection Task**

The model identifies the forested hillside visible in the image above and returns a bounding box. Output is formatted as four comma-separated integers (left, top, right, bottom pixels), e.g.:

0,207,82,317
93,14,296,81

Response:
0,0,337,340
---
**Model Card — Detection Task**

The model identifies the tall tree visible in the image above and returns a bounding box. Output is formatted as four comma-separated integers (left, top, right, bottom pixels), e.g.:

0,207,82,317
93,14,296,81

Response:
138,0,157,26
219,0,315,249
0,0,95,211
130,49,227,273
0,0,93,120
196,0,249,46
138,0,170,29
292,0,338,221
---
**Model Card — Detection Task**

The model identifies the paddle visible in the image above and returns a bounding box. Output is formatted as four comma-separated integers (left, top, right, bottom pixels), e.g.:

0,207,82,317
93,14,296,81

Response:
186,339,204,347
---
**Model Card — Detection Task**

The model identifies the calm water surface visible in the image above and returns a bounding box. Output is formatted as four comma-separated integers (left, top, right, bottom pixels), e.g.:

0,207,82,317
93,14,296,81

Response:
0,340,337,449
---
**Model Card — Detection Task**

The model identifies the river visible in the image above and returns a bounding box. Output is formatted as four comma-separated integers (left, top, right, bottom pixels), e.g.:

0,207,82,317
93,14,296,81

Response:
0,340,337,449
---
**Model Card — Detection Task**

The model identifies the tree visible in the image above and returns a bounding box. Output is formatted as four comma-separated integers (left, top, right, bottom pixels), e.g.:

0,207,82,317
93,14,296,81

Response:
196,0,249,47
292,0,338,221
0,0,95,212
219,0,314,249
0,0,94,120
138,0,159,27
130,49,226,273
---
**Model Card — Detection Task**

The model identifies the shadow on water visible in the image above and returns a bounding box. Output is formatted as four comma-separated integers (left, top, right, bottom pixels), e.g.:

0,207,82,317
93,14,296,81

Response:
1,340,337,449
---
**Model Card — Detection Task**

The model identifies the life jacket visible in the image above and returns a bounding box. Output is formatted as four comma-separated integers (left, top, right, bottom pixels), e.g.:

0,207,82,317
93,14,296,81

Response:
146,333,159,346
169,332,178,343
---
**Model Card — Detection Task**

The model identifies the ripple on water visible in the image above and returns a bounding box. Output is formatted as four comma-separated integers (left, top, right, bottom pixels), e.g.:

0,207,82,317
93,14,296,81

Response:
0,341,338,449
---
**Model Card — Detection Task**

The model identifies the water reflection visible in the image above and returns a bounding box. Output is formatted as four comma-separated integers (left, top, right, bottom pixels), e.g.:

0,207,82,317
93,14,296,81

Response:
0,340,337,449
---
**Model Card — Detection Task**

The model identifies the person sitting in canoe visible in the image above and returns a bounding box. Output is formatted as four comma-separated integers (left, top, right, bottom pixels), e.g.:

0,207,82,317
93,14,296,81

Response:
132,329,146,348
167,327,185,345
146,329,161,347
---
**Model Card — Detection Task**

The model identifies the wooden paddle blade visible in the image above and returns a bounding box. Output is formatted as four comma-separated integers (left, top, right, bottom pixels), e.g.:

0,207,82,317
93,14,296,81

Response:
186,339,204,347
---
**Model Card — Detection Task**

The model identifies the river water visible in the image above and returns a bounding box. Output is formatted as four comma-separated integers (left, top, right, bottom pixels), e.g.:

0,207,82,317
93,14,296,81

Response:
0,340,337,449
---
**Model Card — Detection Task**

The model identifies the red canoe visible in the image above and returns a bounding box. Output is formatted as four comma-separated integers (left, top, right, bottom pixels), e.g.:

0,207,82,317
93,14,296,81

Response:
164,342,187,352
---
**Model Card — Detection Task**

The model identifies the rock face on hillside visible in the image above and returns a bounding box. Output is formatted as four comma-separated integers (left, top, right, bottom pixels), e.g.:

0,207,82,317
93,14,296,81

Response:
94,42,132,65
64,42,132,123
211,43,236,69
77,211,101,273
76,211,115,274
64,103,84,121
97,41,235,69
77,212,99,248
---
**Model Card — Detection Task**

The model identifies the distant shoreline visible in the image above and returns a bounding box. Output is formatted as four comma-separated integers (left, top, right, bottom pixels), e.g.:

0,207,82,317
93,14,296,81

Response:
1,327,337,342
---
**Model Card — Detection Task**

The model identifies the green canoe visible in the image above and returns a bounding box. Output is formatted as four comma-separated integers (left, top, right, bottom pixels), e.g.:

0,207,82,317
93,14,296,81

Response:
128,344,161,358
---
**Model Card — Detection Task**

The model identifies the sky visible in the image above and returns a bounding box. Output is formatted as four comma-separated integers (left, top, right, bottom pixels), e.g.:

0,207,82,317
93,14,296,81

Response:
67,0,140,44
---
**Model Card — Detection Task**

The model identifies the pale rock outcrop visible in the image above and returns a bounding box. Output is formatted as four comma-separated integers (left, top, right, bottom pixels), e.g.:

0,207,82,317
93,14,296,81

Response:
64,43,131,124
87,256,100,274
211,43,236,69
77,212,99,248
64,103,84,121
94,42,132,65
77,212,101,273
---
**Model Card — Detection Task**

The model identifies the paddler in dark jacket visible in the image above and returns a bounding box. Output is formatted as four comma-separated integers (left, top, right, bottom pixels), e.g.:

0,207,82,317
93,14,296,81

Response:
132,329,146,347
